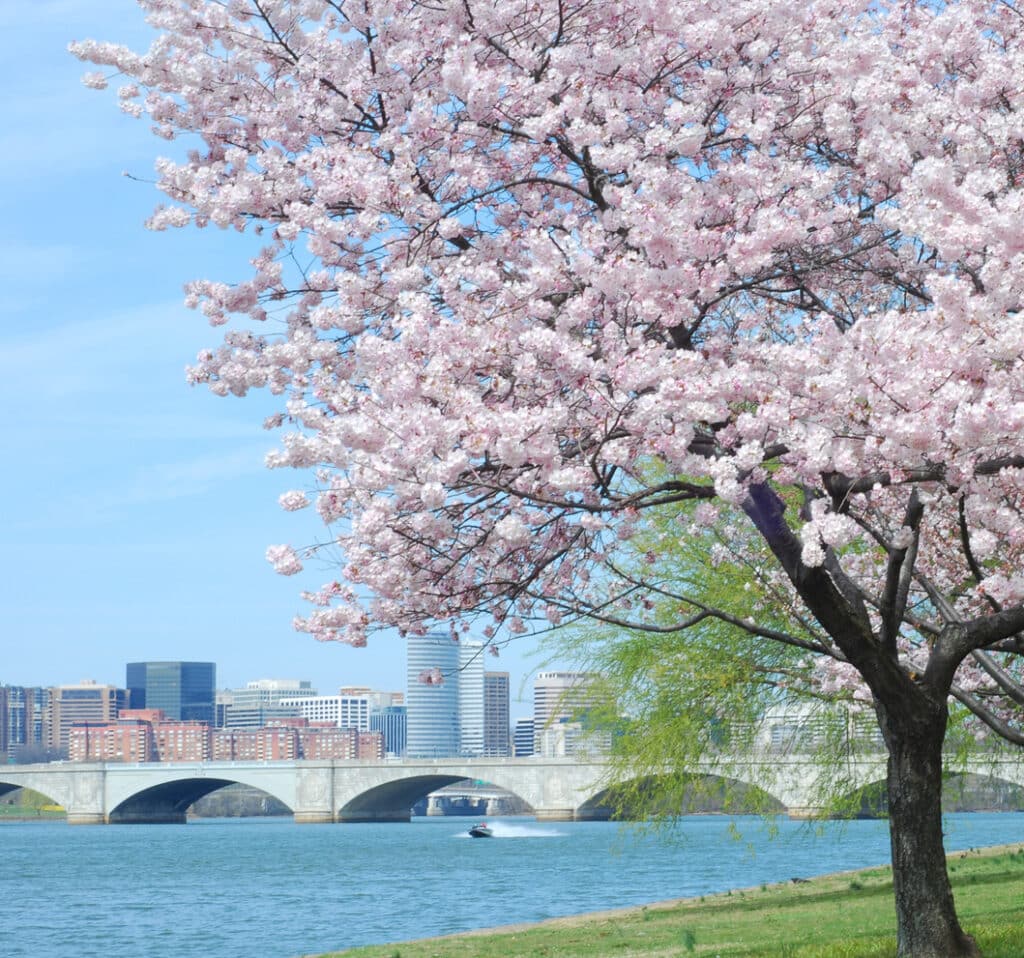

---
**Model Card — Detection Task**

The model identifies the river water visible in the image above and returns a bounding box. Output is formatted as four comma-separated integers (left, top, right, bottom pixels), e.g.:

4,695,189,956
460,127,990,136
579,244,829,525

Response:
2,813,1023,958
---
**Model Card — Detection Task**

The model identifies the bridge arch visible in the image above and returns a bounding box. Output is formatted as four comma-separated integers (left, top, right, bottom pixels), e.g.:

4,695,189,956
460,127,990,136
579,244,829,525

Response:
339,774,470,822
576,772,788,821
0,774,70,811
109,777,245,824
333,765,544,822
104,765,298,824
830,768,1024,819
943,770,1024,812
0,779,66,814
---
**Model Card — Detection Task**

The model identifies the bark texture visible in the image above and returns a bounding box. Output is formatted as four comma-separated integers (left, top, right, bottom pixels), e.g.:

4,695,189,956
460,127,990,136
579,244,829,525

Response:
878,701,981,958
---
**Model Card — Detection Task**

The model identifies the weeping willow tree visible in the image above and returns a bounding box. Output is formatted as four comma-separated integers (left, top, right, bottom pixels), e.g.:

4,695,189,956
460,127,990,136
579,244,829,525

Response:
551,492,912,823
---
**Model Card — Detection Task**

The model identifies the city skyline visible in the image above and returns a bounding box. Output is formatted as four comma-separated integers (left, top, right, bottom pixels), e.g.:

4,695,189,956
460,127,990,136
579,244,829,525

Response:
0,653,538,711
2,666,603,761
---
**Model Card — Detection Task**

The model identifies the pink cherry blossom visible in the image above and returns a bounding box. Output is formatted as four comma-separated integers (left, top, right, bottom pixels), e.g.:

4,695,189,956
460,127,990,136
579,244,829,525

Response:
265,544,302,576
278,490,310,512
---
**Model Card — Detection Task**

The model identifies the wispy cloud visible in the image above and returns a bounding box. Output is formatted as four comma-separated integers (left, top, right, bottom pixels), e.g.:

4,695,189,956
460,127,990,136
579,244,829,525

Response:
7,443,279,534
0,3,161,181
1,300,209,398
2,0,117,31
112,444,275,509
5,0,153,48
0,241,94,284
140,445,272,489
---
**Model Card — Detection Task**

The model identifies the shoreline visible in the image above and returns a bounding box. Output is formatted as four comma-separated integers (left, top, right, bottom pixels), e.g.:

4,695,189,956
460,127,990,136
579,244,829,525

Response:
304,842,1024,958
356,841,1024,949
0,812,65,822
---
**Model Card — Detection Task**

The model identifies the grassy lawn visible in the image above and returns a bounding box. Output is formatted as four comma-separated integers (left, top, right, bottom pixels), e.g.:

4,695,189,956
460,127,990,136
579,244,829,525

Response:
0,802,64,820
311,845,1024,958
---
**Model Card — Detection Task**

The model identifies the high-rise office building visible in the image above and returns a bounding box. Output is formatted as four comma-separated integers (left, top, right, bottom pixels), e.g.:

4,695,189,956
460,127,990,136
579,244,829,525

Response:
0,686,8,756
483,672,511,757
406,634,460,757
7,686,48,759
215,689,233,727
280,688,402,729
45,680,127,753
458,642,485,757
533,671,600,755
126,662,216,724
222,679,317,728
2,686,48,758
405,636,489,758
370,705,407,757
339,687,404,707
513,717,535,757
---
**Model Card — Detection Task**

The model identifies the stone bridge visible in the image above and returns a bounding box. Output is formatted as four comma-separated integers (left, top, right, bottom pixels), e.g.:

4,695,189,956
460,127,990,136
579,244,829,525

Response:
2,753,1022,824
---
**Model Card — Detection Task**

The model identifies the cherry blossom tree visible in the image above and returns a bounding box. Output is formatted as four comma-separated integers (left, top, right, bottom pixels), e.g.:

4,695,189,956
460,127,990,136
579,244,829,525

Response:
73,1,1024,954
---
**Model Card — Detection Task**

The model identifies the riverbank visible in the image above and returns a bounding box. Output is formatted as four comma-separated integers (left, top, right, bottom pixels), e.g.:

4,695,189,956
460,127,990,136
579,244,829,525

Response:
0,805,64,821
311,843,1024,958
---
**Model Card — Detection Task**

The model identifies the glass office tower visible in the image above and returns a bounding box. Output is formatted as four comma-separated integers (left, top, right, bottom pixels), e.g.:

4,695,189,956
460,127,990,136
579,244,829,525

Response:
126,661,216,724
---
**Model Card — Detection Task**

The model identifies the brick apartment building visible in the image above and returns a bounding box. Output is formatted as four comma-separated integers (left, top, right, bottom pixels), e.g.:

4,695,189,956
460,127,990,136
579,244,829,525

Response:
294,728,384,761
69,719,153,763
154,720,212,762
212,726,300,761
68,709,213,762
69,713,384,762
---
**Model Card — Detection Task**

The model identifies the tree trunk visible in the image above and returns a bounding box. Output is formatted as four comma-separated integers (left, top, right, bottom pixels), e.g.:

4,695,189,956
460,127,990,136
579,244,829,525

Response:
879,703,981,958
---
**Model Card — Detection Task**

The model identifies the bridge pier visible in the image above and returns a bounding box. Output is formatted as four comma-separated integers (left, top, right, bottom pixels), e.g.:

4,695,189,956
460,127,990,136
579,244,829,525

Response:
786,806,829,820
574,806,613,821
294,810,336,824
534,807,576,822
337,809,411,823
109,809,188,824
67,811,107,826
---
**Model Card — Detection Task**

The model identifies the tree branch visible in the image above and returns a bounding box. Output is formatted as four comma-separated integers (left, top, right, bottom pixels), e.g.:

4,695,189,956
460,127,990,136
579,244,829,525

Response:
969,649,1024,707
879,489,924,655
950,684,1024,746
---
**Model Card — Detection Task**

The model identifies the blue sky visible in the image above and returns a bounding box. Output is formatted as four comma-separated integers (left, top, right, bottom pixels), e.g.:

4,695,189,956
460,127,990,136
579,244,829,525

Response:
1,2,550,708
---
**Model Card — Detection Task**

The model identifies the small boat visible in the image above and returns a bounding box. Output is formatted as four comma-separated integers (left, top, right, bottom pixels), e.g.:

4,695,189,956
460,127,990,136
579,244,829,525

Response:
468,822,493,838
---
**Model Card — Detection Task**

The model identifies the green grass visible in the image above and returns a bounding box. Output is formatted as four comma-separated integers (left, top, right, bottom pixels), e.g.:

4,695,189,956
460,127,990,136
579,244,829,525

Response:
0,802,64,819
310,845,1024,958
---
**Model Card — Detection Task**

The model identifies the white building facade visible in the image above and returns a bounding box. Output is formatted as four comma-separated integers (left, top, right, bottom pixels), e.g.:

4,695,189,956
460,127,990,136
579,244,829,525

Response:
222,679,318,729
406,634,460,757
280,688,402,730
533,671,605,756
457,642,485,757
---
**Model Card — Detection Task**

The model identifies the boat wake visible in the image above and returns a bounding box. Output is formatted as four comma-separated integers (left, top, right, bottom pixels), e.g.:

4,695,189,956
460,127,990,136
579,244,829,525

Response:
457,821,564,838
